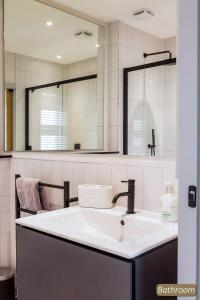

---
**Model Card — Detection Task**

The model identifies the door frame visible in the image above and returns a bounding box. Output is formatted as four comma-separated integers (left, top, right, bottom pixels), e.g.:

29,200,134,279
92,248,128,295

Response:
178,0,199,298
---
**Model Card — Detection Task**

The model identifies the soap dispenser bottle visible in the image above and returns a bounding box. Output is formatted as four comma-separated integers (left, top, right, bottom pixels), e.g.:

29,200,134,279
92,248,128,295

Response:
161,181,178,222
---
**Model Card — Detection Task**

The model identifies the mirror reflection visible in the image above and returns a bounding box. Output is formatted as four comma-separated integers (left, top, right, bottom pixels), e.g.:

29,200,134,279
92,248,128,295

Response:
4,0,104,151
125,55,176,157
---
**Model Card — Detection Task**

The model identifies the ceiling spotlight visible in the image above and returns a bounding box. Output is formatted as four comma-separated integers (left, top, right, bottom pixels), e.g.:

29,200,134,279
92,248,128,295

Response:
95,44,100,48
133,9,155,21
46,21,53,27
56,55,61,59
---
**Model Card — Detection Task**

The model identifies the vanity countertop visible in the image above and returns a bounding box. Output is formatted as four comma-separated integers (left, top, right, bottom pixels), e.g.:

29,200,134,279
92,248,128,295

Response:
12,151,176,168
16,206,178,259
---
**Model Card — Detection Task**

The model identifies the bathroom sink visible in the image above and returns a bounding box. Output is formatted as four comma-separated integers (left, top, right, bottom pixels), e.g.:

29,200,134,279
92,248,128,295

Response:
16,207,178,259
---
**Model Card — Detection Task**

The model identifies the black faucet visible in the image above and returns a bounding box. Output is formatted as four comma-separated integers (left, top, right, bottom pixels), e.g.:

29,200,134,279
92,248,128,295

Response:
148,129,156,156
112,179,136,214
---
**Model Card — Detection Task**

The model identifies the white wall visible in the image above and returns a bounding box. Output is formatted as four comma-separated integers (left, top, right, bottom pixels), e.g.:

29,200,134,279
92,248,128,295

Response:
0,0,3,153
178,0,198,293
4,52,16,86
0,159,11,266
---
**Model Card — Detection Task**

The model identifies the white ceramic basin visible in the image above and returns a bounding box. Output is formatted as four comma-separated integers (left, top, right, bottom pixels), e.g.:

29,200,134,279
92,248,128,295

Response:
16,206,178,259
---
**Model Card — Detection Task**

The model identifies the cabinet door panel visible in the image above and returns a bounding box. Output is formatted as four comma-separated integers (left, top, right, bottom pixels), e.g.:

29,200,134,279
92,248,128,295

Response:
133,239,177,300
16,226,132,300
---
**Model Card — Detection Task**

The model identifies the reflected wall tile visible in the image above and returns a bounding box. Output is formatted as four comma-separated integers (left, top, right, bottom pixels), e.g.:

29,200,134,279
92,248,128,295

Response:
143,167,162,212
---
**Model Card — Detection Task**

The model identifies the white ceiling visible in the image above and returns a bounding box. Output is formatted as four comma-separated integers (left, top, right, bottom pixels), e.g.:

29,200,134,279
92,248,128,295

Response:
4,0,98,64
53,0,177,38
4,0,176,66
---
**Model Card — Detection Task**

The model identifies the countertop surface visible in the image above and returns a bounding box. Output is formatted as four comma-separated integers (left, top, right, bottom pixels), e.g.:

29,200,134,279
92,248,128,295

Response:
11,151,176,168
16,206,178,259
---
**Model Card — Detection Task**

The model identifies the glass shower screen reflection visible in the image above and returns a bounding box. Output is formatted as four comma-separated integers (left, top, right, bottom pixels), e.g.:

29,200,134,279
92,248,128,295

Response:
29,85,64,150
127,63,176,156
27,77,104,151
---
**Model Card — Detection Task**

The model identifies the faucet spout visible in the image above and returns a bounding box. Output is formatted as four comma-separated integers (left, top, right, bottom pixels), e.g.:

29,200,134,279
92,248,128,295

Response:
112,192,129,205
112,179,136,214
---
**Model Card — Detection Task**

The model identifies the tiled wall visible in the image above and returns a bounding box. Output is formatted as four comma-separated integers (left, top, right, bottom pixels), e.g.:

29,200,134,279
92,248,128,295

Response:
64,57,97,79
10,156,176,212
63,57,103,150
0,159,11,266
163,37,176,156
9,155,176,266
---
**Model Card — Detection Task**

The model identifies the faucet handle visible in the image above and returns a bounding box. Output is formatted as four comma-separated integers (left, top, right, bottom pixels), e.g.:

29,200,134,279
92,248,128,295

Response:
121,179,135,185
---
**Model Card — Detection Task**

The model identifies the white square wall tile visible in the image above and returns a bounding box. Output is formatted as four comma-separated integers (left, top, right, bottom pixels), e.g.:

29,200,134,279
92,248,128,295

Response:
111,164,128,207
0,170,10,197
108,22,119,45
85,164,98,184
98,164,112,186
51,189,64,208
127,166,144,210
143,167,162,212
42,160,53,182
30,159,43,179
107,71,119,99
61,162,73,183
0,232,11,266
52,161,62,185
162,168,177,192
110,126,119,151
72,163,85,197
11,159,25,177
0,196,11,234
107,44,119,72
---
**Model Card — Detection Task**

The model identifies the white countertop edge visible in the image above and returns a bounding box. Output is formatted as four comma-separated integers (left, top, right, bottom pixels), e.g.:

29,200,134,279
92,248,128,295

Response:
12,152,176,168
15,221,178,259
16,215,178,259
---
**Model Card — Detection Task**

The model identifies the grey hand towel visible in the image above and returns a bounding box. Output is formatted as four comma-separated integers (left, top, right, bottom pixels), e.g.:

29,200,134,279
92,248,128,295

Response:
16,177,49,213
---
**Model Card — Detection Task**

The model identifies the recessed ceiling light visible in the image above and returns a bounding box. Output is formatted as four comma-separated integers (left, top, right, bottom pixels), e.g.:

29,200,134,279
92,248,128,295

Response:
56,55,61,59
46,21,53,27
95,44,100,48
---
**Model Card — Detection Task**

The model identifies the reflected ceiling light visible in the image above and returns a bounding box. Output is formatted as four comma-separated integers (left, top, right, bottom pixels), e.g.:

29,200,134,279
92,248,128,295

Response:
56,55,61,59
95,44,100,48
46,21,53,27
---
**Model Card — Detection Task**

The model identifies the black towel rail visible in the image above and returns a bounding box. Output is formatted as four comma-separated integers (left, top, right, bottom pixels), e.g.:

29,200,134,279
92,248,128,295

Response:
15,174,78,219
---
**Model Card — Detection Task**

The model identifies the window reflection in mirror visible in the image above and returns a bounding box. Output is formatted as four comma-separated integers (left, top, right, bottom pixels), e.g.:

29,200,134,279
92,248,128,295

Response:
4,0,104,151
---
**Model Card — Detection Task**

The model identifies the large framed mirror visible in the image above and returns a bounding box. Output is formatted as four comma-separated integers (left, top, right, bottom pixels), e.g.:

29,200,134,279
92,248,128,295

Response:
4,0,105,151
123,53,176,157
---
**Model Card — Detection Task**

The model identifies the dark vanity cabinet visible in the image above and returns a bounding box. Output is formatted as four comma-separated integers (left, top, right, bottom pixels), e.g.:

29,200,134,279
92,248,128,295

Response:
16,225,177,300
